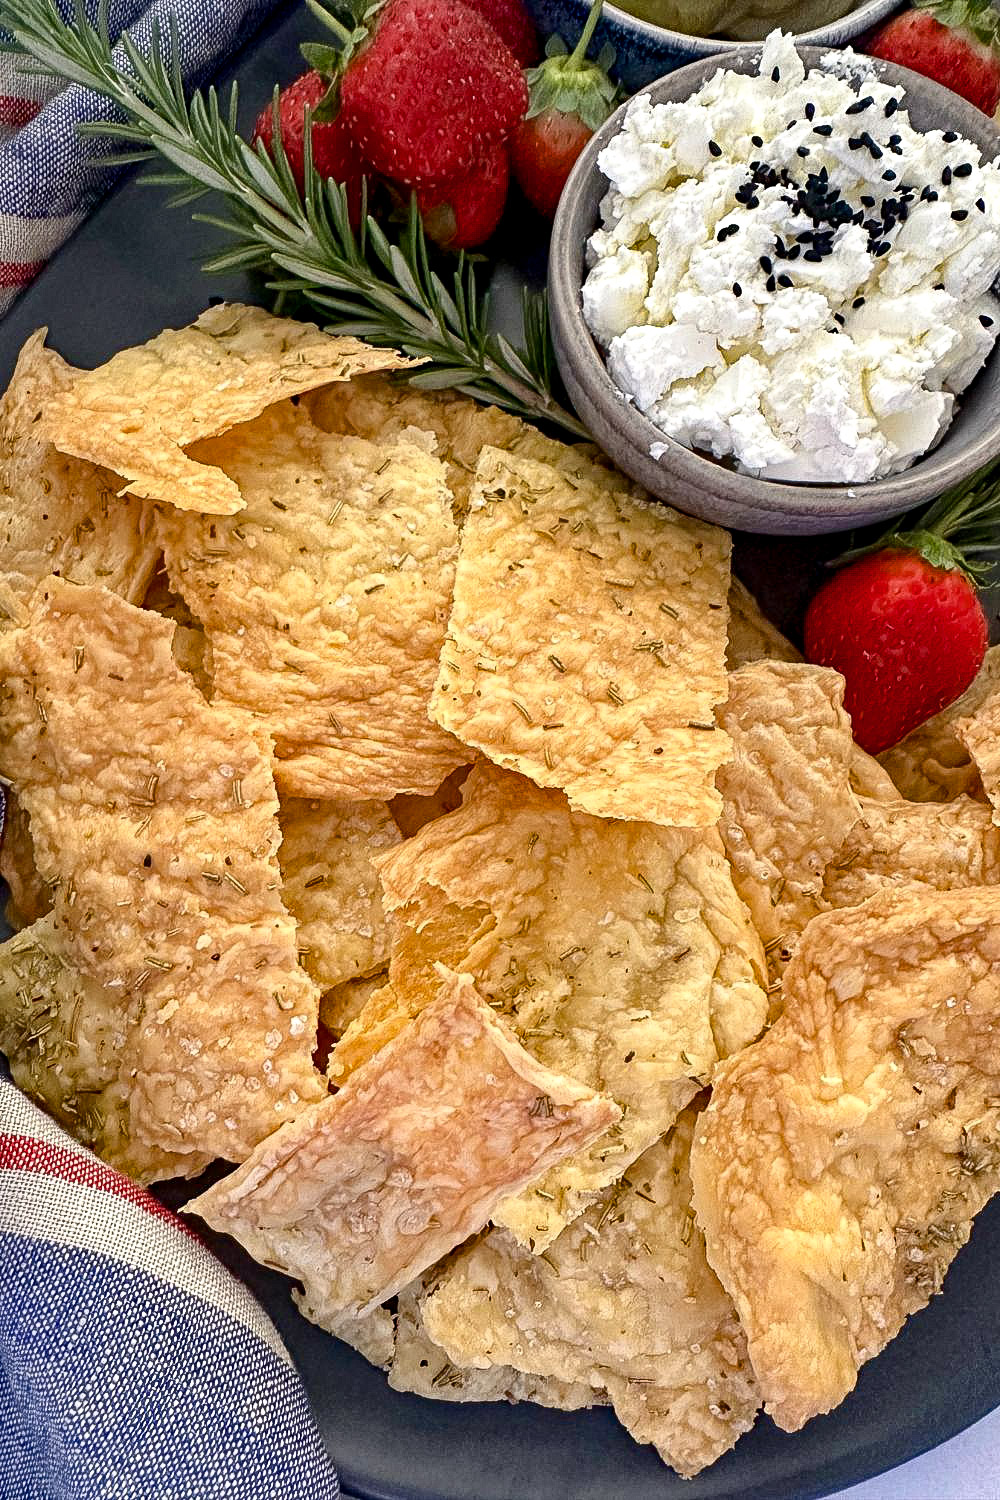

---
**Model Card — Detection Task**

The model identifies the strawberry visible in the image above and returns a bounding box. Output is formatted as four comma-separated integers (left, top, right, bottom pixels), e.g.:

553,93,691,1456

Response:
511,0,620,220
251,68,372,223
866,0,1000,118
462,0,540,64
415,144,510,249
340,0,528,187
803,470,1000,754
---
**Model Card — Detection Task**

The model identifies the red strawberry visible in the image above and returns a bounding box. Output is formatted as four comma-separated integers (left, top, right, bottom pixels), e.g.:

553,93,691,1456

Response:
866,0,1000,117
251,69,371,223
416,145,510,249
803,475,998,754
340,0,528,187
462,0,540,64
511,0,620,220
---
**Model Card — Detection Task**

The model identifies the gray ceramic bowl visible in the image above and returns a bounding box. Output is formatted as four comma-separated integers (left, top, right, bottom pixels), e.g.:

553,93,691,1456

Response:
525,0,901,92
549,46,1000,535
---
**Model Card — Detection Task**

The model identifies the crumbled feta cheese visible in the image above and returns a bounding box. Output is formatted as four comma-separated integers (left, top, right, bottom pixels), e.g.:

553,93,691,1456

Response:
583,30,1000,483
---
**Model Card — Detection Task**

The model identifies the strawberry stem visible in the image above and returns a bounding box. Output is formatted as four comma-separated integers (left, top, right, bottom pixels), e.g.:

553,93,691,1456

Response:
567,0,604,69
833,454,1000,580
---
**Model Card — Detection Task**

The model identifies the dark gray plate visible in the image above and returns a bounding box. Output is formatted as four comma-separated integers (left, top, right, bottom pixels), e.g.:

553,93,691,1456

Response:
2,5,1000,1498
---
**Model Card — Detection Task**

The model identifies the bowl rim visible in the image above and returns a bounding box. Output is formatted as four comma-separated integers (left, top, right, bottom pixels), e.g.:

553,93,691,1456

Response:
549,42,1000,522
595,0,901,53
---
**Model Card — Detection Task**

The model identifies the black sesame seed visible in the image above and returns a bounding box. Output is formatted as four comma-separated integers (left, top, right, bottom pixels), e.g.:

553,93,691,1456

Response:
813,123,833,136
920,186,939,202
786,243,801,259
942,165,953,185
888,134,902,145
759,255,773,272
977,198,987,212
846,95,874,114
771,65,781,81
803,249,822,262
797,145,811,158
875,240,891,255
777,273,793,287
861,194,876,207
943,130,959,142
805,101,816,121
786,119,798,129
752,134,764,147
981,314,994,327
732,282,742,297
885,97,899,116
853,296,866,308
954,162,974,177
848,135,863,150
952,209,969,220
883,169,896,180
933,282,945,290
766,275,777,292
860,132,883,158
708,139,722,157
833,312,845,325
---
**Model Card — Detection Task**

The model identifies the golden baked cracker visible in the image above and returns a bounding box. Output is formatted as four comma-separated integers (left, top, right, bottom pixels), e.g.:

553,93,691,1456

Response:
332,762,768,1248
0,788,52,931
295,1295,396,1370
879,647,1000,802
430,447,732,828
279,796,400,992
725,578,801,671
0,579,324,1164
389,1268,600,1409
823,796,1000,907
157,399,465,800
390,765,472,838
0,916,210,1184
306,374,621,522
422,1110,761,1478
319,974,386,1040
690,887,1000,1433
0,330,158,602
956,686,1000,824
848,744,900,802
187,969,619,1320
39,304,411,515
717,661,860,976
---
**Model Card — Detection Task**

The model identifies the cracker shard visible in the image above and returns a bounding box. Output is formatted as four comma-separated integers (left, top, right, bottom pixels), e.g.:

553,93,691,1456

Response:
157,399,464,800
187,969,620,1321
690,886,1000,1433
0,329,158,602
332,761,768,1249
430,446,732,829
824,795,1000,908
0,578,324,1164
421,1109,761,1479
278,796,400,993
879,646,1000,803
0,915,210,1184
38,303,411,515
716,660,860,975
956,685,1000,826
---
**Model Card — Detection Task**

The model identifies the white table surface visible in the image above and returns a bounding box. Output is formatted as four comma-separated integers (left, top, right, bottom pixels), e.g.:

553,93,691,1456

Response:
835,1406,1000,1500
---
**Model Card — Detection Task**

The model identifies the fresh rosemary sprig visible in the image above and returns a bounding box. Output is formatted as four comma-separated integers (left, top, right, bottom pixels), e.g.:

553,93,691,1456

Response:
0,0,588,438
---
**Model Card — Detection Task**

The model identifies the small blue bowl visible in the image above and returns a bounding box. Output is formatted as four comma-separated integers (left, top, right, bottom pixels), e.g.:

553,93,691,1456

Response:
524,0,902,92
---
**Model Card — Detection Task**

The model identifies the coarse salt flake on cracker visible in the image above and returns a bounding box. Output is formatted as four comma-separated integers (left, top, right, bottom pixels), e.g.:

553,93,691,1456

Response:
0,578,325,1166
157,398,465,800
187,968,619,1321
430,446,731,828
38,303,412,515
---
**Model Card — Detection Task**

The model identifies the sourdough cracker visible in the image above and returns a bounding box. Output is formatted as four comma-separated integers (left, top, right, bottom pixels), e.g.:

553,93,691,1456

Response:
823,796,1000,907
40,304,411,514
430,447,731,828
158,399,465,799
187,969,619,1319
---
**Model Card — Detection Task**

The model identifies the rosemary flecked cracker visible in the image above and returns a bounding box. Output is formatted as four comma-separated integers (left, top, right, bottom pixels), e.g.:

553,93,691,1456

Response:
38,303,410,515
0,329,158,602
0,915,211,1184
157,398,465,800
955,686,1000,824
716,660,861,983
279,796,400,993
690,886,1000,1433
430,447,732,828
878,646,1000,802
333,762,768,1248
422,1110,761,1478
823,796,1000,908
0,578,324,1164
187,969,619,1321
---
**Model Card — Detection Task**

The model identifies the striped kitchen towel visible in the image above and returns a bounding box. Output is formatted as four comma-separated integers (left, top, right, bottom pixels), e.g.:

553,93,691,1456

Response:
0,0,285,318
0,1073,342,1500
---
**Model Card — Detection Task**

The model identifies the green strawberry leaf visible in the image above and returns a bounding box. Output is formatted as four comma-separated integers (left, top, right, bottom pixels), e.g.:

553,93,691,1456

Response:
527,0,621,132
299,42,343,78
917,0,1000,51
